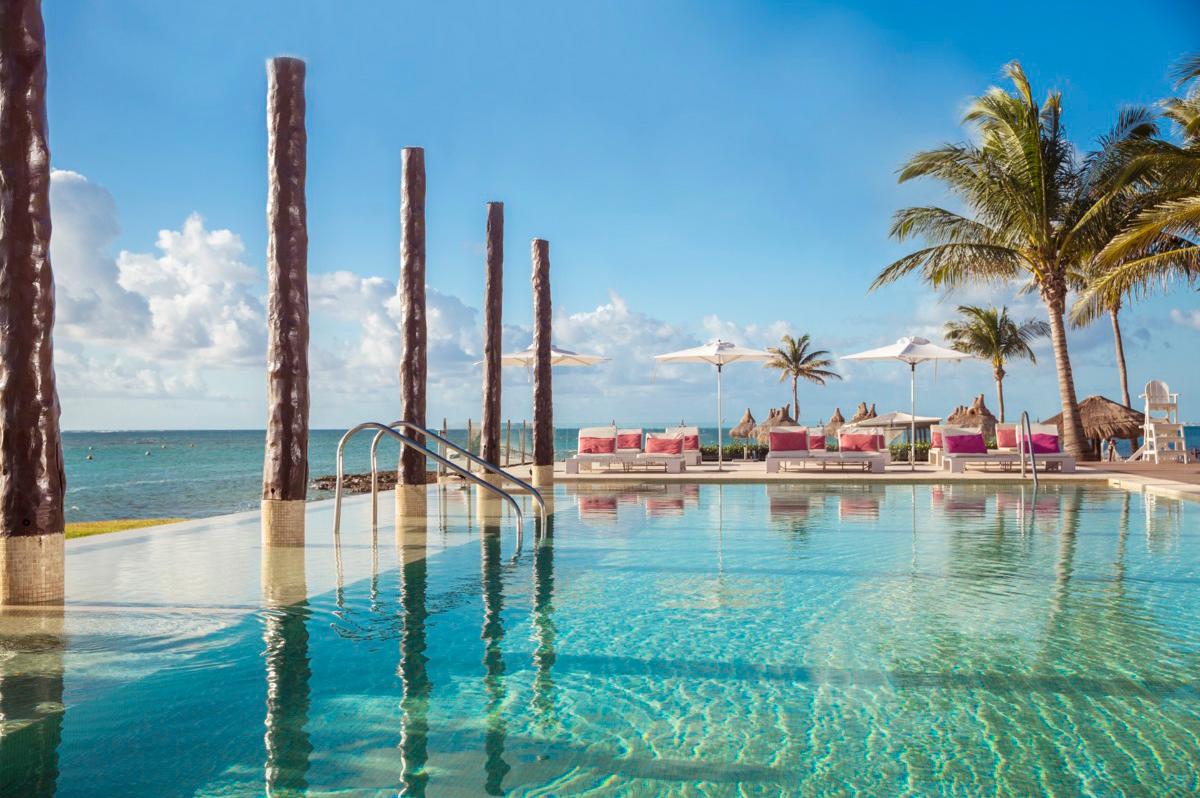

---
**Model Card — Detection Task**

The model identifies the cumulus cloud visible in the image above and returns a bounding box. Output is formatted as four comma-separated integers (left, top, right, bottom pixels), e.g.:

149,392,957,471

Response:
1171,308,1200,330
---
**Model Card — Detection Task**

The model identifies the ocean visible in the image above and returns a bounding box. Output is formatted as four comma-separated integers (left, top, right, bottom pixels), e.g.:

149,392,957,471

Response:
61,425,1200,522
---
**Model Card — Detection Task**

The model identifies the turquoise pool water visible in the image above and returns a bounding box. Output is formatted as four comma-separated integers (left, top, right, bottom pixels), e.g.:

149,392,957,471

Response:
3,483,1198,796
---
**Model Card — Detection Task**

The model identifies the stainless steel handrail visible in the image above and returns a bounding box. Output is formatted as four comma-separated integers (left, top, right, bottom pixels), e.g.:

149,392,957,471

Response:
1019,410,1039,489
333,422,524,559
369,419,548,529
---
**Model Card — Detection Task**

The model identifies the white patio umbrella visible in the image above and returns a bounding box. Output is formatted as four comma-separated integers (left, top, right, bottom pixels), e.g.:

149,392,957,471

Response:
654,339,773,471
496,343,610,368
841,336,971,471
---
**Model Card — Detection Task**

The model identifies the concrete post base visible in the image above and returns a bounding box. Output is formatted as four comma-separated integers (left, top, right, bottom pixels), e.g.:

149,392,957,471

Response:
531,464,554,487
475,473,505,524
261,544,308,607
261,499,306,547
395,484,428,522
0,534,65,605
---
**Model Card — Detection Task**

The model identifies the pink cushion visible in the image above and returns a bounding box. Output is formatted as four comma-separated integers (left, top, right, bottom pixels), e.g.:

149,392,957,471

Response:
996,426,1017,448
681,434,700,451
646,436,683,455
1021,433,1060,454
808,435,826,451
839,432,879,452
769,430,808,452
579,436,615,454
931,431,943,448
616,433,642,450
944,433,987,454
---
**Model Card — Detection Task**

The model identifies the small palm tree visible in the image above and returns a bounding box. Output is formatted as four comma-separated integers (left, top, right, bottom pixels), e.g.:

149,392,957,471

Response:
944,305,1049,423
764,334,841,423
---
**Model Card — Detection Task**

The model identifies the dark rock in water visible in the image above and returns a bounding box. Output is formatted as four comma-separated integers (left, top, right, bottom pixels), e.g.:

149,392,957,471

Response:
312,470,437,494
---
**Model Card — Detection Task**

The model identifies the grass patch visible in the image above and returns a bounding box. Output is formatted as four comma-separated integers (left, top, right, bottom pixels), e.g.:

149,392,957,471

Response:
65,518,186,540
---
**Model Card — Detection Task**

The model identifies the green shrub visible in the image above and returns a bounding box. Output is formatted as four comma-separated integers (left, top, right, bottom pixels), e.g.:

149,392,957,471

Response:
700,443,769,460
888,441,931,462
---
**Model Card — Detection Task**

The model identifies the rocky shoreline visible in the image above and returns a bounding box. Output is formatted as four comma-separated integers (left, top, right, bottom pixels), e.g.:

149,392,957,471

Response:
311,470,438,494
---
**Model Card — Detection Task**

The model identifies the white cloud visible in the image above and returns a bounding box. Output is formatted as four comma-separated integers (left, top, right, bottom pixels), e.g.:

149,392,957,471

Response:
1171,308,1200,330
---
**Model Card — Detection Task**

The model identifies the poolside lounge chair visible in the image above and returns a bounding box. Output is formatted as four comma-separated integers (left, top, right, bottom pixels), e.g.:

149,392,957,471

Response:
994,422,1019,452
565,426,623,473
765,428,811,473
797,427,887,473
637,432,687,473
929,424,971,468
940,425,1076,473
664,426,702,465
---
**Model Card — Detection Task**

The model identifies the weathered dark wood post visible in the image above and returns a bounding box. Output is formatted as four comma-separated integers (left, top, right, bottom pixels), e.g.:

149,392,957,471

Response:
0,0,65,604
397,147,427,518
531,239,554,486
261,56,310,547
481,203,504,471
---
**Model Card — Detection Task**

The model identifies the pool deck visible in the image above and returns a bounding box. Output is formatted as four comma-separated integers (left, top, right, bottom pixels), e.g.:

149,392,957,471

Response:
497,458,1200,503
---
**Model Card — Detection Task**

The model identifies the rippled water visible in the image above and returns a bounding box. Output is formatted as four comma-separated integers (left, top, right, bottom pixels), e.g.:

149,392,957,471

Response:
3,483,1198,796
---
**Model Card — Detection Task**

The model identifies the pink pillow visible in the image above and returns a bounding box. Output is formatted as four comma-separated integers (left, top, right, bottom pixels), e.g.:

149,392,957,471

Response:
681,434,700,451
769,430,808,452
944,433,986,454
646,436,683,455
1021,433,1059,454
808,434,826,451
931,430,943,448
579,436,615,454
616,433,641,450
996,426,1017,448
839,432,879,452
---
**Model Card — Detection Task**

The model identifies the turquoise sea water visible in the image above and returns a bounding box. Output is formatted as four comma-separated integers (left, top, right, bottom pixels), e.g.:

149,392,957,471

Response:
5,482,1198,795
62,426,1200,522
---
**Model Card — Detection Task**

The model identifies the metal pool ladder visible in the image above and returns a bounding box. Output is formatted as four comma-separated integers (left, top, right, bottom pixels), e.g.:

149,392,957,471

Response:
332,421,547,556
1019,410,1038,489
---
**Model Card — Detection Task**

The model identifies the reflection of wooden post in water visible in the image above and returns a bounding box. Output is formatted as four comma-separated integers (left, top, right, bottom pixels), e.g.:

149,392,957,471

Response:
0,609,64,795
397,147,428,520
261,56,310,547
261,546,311,794
531,497,558,728
0,0,66,604
481,525,510,794
398,525,431,795
531,239,554,486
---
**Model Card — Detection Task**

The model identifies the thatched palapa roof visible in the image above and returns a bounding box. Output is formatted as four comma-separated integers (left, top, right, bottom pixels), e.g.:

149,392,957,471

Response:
752,405,798,443
730,408,757,439
1045,395,1144,441
948,394,998,438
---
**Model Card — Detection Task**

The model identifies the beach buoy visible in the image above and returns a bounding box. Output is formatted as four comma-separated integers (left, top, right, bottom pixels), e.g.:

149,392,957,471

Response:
145,451,151,456
86,453,93,461
161,444,166,449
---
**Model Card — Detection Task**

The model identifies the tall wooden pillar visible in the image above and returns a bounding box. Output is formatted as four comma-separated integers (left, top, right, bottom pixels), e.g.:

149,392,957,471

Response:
397,148,427,517
261,56,310,546
481,203,504,470
531,239,554,486
0,0,65,604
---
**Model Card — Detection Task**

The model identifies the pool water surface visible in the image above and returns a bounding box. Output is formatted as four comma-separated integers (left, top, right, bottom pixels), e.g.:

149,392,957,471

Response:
2,483,1198,796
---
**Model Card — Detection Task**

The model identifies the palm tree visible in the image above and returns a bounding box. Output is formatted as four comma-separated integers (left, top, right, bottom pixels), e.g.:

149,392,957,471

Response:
871,61,1107,459
1086,54,1200,314
764,334,841,423
943,305,1049,422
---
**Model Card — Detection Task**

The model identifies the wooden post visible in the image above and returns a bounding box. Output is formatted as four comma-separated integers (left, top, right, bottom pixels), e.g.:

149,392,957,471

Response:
481,203,504,475
0,0,65,604
261,56,309,547
505,420,513,467
531,239,554,486
397,147,427,517
466,418,473,474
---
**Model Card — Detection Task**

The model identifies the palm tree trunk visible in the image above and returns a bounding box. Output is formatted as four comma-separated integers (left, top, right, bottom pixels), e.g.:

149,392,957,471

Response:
993,365,1006,423
792,377,799,422
1044,301,1089,460
1110,307,1131,408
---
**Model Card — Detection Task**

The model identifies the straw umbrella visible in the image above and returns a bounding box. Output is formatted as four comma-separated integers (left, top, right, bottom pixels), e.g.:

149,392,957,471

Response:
1044,395,1144,458
655,340,773,471
730,408,757,440
842,336,971,471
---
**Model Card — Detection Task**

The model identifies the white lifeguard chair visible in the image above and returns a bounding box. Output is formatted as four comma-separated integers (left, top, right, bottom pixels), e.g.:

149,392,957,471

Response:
1131,380,1189,464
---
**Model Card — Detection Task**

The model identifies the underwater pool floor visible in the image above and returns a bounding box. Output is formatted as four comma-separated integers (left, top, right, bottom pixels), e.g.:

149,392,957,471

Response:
3,482,1199,797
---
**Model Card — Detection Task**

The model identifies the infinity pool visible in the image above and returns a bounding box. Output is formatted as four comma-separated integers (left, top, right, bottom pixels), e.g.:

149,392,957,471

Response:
3,483,1198,796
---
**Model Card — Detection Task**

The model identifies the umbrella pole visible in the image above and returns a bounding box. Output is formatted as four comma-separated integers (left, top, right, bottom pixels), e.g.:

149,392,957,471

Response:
910,362,916,473
716,363,724,472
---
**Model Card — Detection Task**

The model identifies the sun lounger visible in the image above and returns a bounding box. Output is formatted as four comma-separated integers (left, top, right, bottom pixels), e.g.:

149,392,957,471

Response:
771,427,886,473
940,425,1076,473
765,428,811,473
637,432,687,473
565,426,625,473
664,426,702,465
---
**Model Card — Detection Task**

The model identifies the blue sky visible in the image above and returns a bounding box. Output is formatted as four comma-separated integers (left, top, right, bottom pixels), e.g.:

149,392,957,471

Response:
42,0,1200,429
